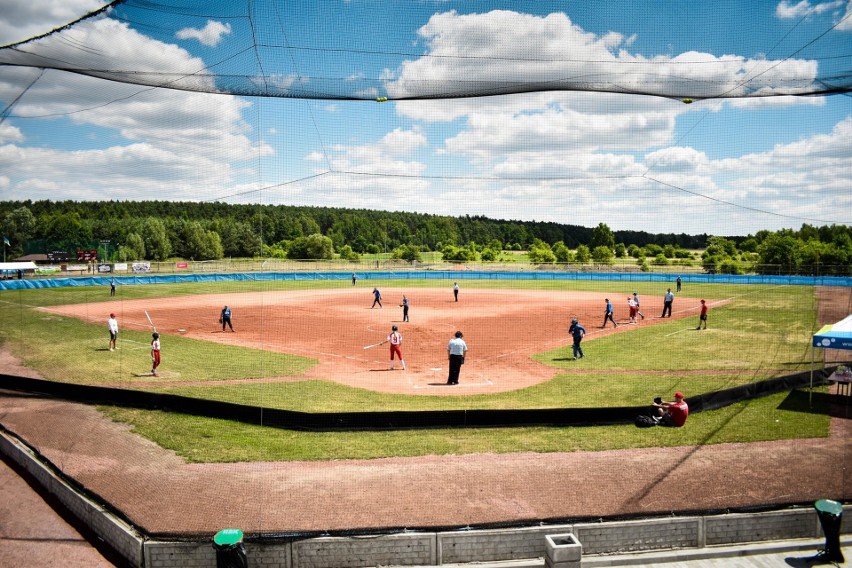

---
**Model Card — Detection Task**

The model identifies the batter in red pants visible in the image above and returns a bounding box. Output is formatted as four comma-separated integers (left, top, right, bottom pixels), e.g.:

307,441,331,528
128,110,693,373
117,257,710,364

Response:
151,332,161,376
386,325,406,370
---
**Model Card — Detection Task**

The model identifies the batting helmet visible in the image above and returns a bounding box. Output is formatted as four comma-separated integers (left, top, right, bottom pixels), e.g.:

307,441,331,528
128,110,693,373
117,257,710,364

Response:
392,325,398,331
152,332,159,339
572,318,578,324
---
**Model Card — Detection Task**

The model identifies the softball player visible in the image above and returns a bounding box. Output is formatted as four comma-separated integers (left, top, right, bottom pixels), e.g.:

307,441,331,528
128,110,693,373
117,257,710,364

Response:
386,325,405,370
151,332,161,376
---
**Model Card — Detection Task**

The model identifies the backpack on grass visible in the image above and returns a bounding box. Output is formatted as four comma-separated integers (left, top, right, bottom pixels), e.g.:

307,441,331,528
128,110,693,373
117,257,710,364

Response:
634,414,657,428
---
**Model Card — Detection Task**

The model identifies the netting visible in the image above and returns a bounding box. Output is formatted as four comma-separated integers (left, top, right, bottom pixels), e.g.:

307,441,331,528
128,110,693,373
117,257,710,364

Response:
1,0,851,546
2,0,851,101
1,1,851,232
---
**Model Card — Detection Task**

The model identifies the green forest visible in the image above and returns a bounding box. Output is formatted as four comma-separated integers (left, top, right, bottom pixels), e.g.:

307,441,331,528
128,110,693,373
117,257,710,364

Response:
0,200,850,275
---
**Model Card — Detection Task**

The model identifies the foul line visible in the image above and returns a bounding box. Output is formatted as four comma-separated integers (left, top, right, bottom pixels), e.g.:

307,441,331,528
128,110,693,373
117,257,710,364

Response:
665,328,696,337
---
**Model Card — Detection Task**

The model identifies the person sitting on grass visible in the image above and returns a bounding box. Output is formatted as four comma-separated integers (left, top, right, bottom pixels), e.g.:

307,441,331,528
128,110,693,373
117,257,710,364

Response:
653,391,689,427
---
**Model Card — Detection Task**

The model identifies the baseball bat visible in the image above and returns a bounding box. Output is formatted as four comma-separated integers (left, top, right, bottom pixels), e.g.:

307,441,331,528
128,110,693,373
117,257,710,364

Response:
363,341,385,350
144,310,157,333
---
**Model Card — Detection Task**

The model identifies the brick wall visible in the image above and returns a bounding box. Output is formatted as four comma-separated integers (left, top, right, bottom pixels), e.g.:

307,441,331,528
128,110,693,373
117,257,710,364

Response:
438,525,572,563
705,509,816,546
574,517,700,555
291,533,434,568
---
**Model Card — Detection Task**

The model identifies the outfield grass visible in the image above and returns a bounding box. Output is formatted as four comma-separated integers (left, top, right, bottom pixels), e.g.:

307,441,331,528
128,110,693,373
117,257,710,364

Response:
97,388,830,462
0,278,833,462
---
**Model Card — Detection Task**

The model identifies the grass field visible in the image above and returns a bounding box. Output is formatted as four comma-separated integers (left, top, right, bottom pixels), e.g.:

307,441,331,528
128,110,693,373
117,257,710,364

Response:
0,277,834,462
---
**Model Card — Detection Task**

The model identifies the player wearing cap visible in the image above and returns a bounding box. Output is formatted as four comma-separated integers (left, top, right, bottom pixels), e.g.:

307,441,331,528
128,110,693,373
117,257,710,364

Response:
447,331,467,385
568,318,586,360
632,292,645,320
387,325,405,370
661,288,674,318
151,332,161,376
602,298,618,328
400,295,409,322
107,313,118,351
220,305,234,332
653,391,689,427
627,296,638,323
697,299,708,330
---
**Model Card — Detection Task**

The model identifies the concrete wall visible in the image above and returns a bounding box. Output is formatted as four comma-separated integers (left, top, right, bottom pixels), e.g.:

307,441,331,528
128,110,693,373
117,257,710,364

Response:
134,510,852,568
0,430,144,567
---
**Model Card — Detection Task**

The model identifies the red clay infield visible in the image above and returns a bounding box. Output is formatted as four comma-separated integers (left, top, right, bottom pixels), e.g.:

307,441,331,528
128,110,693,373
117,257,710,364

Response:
47,287,708,394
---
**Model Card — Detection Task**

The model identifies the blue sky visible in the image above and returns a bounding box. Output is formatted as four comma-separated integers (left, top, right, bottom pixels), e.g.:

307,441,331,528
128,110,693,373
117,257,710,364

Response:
0,0,850,237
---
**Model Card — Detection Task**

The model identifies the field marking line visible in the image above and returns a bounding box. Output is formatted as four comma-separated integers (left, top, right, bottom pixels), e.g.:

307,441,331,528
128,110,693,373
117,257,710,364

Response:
0,298,40,309
665,328,695,337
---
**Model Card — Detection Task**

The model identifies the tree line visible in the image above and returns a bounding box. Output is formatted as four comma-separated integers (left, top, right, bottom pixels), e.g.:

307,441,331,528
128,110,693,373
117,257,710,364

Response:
0,200,706,259
0,200,849,275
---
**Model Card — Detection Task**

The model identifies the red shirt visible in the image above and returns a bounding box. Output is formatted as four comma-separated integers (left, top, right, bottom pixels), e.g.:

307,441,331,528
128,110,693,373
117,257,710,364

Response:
668,400,689,426
700,304,708,316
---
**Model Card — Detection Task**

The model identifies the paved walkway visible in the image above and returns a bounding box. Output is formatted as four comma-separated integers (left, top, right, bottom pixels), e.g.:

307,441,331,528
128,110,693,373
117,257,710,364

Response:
580,538,850,567
434,538,851,567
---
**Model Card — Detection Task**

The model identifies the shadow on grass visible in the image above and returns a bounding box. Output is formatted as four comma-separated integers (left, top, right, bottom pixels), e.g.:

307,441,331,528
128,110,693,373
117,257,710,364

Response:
777,389,852,420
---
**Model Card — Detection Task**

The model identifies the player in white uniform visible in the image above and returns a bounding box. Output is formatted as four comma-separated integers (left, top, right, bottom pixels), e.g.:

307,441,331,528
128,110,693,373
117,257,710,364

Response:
151,332,161,376
387,325,405,370
108,313,118,351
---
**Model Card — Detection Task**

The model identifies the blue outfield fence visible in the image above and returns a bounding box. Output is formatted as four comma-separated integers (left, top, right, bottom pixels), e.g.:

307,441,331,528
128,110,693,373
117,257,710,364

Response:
1,270,851,291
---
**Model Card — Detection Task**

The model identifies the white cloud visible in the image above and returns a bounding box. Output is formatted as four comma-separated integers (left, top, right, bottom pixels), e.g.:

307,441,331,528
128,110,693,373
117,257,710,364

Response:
0,0,108,46
775,0,845,19
442,103,675,167
0,3,846,237
317,127,427,176
0,17,272,201
175,20,232,47
0,122,23,143
643,147,711,174
838,0,852,30
386,10,822,102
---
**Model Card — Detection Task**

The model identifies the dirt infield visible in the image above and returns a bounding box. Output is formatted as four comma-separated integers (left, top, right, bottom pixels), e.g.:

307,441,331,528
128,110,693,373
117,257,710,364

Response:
46,287,707,394
0,285,848,538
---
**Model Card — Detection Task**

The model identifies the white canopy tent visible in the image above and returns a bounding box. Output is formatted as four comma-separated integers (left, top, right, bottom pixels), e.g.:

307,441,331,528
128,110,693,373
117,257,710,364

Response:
0,261,37,271
811,314,852,402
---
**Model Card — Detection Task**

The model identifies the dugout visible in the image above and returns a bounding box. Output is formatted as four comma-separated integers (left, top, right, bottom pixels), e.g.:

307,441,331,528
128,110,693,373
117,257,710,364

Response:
811,314,852,403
